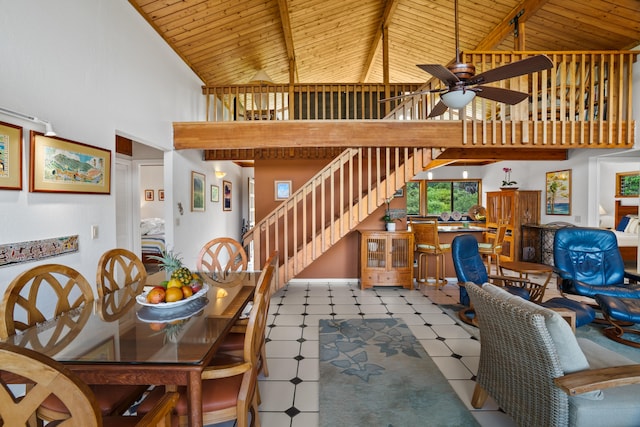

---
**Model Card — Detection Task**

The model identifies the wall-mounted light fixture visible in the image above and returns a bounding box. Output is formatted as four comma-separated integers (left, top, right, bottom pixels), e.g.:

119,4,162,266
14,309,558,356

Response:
0,107,56,136
427,171,433,180
215,170,227,179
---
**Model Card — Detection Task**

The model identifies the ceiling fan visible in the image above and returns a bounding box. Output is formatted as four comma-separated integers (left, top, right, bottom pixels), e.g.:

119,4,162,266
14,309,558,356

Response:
384,0,554,117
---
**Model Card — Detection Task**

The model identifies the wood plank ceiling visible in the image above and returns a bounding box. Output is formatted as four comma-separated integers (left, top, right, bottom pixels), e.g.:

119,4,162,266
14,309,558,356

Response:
129,0,640,164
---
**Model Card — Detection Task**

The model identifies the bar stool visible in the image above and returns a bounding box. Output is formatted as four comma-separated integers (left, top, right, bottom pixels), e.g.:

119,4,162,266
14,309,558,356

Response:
411,220,450,289
478,221,507,274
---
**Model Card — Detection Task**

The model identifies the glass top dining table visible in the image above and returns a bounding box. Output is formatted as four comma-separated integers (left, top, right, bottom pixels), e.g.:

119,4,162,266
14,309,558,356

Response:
4,270,261,427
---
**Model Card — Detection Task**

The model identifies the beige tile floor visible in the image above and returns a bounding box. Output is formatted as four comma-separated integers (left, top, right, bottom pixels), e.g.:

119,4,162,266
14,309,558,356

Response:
207,273,537,427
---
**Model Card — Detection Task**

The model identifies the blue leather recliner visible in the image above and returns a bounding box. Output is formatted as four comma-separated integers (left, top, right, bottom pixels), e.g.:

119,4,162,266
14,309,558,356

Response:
554,227,640,298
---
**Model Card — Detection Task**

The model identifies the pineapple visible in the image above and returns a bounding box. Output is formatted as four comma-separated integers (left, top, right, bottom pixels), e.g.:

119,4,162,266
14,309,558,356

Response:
171,266,193,286
148,249,184,276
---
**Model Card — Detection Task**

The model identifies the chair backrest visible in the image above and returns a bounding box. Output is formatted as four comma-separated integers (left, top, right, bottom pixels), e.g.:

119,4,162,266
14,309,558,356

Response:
0,264,94,339
451,235,489,306
0,342,102,426
554,227,626,287
490,222,508,251
452,235,489,285
196,237,248,276
466,283,569,426
96,248,147,298
411,220,442,250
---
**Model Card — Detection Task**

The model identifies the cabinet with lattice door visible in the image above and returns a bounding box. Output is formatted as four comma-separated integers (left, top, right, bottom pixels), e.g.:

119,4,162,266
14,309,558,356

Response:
485,190,540,262
359,230,414,290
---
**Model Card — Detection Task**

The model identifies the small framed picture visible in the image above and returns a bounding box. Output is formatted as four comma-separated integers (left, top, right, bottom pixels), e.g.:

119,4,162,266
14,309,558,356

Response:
144,189,154,201
191,171,206,212
223,180,232,211
274,180,292,200
158,189,164,201
211,184,219,202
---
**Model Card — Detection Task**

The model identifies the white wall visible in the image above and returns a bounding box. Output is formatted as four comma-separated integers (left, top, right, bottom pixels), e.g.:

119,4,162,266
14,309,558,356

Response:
0,0,206,291
140,164,164,219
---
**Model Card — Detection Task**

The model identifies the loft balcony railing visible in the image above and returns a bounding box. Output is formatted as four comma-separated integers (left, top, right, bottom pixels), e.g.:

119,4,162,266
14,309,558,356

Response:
203,51,637,147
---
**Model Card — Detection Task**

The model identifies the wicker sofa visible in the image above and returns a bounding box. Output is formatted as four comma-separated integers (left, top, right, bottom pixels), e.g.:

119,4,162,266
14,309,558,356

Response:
466,282,640,427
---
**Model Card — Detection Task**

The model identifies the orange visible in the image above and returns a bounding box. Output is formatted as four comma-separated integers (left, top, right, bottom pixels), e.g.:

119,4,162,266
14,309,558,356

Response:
165,287,184,303
181,286,194,298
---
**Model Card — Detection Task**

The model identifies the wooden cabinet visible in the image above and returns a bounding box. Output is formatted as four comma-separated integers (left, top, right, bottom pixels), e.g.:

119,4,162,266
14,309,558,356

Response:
359,231,414,290
486,190,541,262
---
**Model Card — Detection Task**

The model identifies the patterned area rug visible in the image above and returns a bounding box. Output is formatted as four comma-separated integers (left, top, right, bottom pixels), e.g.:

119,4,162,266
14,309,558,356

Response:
318,318,480,427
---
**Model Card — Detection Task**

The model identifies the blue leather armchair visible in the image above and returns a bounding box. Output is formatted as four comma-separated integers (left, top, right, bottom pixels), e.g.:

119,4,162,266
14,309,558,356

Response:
554,227,640,299
452,234,530,324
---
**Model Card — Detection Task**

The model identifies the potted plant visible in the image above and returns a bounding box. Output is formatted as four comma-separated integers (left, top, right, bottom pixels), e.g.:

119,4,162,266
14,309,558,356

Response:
382,213,398,231
382,197,404,231
501,167,518,189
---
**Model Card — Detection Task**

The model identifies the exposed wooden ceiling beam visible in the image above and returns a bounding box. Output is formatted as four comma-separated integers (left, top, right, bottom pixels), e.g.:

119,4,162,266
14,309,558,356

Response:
360,0,400,83
475,0,550,50
277,0,298,83
174,121,632,150
434,147,568,161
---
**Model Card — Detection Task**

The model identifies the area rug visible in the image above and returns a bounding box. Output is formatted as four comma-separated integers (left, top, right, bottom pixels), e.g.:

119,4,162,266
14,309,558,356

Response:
319,318,480,427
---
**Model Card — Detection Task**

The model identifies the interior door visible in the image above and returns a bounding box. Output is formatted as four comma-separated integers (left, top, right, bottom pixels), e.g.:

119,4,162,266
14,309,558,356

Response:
115,159,133,250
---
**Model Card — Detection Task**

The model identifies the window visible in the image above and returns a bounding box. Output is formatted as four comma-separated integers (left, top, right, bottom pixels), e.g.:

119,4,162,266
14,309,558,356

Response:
406,179,481,217
616,171,639,198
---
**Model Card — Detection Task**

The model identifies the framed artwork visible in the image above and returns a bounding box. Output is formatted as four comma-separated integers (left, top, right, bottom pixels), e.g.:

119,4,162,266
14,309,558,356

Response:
144,189,154,201
393,188,404,198
191,171,205,212
0,121,23,190
211,184,219,202
29,131,111,194
158,189,164,201
223,180,232,211
545,169,571,215
274,180,292,200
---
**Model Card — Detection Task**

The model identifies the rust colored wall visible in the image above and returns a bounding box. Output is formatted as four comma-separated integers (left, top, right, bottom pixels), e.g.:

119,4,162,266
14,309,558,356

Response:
255,156,407,279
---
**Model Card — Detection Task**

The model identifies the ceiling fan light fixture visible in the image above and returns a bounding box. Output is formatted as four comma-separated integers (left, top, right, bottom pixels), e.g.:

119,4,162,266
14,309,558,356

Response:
440,90,476,109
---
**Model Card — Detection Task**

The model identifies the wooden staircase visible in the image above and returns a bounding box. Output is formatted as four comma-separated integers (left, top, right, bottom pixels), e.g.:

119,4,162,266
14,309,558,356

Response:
243,147,430,288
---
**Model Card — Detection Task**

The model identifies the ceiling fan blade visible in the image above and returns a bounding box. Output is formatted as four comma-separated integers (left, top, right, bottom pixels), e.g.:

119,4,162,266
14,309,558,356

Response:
417,64,460,86
467,55,554,86
428,101,449,118
474,86,529,105
379,88,445,103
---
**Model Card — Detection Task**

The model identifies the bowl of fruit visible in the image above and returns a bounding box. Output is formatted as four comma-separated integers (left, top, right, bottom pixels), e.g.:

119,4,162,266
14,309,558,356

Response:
137,249,208,308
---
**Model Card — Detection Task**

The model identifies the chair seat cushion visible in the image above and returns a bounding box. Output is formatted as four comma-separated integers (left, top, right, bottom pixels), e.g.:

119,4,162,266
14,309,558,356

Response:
504,286,530,300
542,297,596,327
477,242,492,250
40,384,147,416
595,294,640,323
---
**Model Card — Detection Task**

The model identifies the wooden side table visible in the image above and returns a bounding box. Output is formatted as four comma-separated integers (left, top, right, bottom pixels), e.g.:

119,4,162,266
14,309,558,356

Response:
500,260,554,303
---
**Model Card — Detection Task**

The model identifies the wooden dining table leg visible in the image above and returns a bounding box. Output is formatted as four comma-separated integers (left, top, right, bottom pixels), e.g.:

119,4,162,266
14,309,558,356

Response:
187,370,203,427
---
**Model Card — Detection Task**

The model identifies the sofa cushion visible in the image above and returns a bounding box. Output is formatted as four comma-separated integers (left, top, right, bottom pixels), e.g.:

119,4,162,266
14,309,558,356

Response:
616,215,631,231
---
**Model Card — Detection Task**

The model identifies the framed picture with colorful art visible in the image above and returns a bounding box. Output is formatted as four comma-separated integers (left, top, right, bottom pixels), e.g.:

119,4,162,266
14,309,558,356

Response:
223,180,232,211
29,131,111,194
545,169,571,215
191,171,205,212
0,121,23,190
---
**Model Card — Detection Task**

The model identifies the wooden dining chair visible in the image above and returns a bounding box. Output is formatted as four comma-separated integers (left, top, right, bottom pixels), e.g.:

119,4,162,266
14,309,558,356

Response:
0,263,149,424
137,261,272,427
97,248,148,298
215,251,279,378
478,221,508,274
411,220,451,289
0,342,178,427
197,237,248,276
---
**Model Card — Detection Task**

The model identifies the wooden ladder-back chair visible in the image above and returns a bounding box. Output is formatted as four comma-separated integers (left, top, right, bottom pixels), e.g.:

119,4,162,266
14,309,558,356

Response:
197,237,248,276
478,220,508,274
0,342,178,427
96,248,148,298
216,251,279,378
137,261,273,427
410,220,451,289
0,263,148,424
